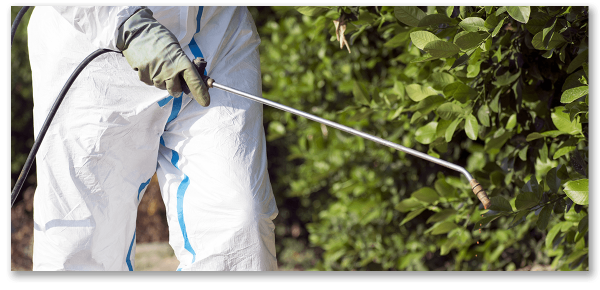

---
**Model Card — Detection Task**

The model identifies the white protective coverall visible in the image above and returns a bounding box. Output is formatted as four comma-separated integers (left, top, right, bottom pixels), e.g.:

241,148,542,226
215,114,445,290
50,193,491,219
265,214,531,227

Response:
28,6,278,271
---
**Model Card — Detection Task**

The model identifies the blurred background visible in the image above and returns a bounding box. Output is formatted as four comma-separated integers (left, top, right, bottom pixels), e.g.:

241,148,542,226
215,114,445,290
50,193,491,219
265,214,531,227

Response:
11,6,588,271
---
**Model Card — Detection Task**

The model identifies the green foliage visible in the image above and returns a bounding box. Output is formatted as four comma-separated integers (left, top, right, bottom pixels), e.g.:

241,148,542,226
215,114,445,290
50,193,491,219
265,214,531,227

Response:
256,6,588,271
11,7,35,199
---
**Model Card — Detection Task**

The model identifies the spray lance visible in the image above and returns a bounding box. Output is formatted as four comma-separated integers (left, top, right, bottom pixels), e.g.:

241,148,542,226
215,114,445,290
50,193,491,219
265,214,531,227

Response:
11,7,491,210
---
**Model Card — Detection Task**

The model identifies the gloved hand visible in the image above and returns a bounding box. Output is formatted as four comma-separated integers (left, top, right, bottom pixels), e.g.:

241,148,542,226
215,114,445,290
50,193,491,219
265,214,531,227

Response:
116,7,210,106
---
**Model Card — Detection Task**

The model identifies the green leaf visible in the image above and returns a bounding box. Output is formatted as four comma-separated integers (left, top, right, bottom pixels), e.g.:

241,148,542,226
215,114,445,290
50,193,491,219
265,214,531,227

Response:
492,17,505,37
537,205,553,231
426,209,457,223
519,145,529,161
567,49,588,74
566,102,588,123
353,82,370,105
578,214,588,233
565,249,587,264
431,221,458,235
561,86,588,104
434,178,456,197
495,6,507,16
506,6,530,23
557,165,570,182
538,142,548,163
424,40,461,58
436,119,449,138
528,176,541,198
445,118,462,142
583,63,589,78
440,235,458,256
546,166,561,194
395,6,426,27
552,106,582,135
546,222,562,249
525,132,544,142
506,113,517,130
509,210,530,228
395,198,423,212
532,31,565,50
464,114,479,140
436,103,463,120
562,70,587,92
459,17,486,32
476,214,501,230
526,131,565,142
526,11,551,34
485,130,512,152
492,70,521,86
418,14,452,27
542,17,557,48
488,196,513,212
564,179,589,205
400,208,426,226
477,105,491,127
384,32,411,48
410,31,441,50
410,54,439,63
267,121,286,141
451,52,471,69
542,130,566,138
416,95,446,115
415,122,437,144
443,82,476,103
428,72,455,90
405,84,438,102
484,12,499,30
410,111,423,124
553,144,576,160
411,187,439,204
515,191,540,210
295,6,330,16
454,32,485,50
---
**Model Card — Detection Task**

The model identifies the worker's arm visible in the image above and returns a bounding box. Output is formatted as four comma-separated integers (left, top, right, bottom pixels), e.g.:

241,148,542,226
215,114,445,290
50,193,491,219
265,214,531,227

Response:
52,6,210,106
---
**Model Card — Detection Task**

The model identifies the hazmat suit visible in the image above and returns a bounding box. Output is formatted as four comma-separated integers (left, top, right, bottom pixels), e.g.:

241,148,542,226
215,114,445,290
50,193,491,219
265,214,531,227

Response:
28,6,278,271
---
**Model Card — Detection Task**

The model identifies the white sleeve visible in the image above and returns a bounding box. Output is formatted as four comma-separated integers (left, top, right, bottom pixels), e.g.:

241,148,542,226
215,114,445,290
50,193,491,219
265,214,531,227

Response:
53,6,142,51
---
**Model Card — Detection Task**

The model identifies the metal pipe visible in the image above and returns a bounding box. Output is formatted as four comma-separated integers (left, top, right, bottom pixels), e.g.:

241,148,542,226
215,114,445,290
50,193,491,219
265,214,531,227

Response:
212,81,474,181
212,81,491,209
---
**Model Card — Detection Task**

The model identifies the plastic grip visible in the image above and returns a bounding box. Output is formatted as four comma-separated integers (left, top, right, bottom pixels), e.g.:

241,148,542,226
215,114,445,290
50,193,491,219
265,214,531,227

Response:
470,179,491,209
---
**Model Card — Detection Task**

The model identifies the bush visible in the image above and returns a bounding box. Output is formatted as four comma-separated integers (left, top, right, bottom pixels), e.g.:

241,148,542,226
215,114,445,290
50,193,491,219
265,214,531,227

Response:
254,6,588,270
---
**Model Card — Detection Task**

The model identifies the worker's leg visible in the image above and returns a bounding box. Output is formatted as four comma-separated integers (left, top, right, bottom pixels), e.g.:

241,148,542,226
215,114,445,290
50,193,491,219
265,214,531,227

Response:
28,7,173,271
156,15,278,269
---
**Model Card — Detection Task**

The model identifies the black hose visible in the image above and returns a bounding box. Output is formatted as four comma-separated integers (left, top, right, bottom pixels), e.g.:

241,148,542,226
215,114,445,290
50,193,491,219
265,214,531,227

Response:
11,6,30,46
11,48,115,207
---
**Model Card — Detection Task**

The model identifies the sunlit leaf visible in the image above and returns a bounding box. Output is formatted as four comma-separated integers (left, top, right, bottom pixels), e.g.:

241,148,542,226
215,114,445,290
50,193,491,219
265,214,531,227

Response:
410,31,440,50
552,106,582,135
564,179,589,205
506,6,531,23
561,86,588,104
424,40,461,58
465,114,479,140
459,17,486,32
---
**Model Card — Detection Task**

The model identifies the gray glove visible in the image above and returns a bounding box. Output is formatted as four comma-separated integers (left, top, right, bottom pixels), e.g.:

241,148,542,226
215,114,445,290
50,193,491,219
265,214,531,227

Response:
116,7,210,106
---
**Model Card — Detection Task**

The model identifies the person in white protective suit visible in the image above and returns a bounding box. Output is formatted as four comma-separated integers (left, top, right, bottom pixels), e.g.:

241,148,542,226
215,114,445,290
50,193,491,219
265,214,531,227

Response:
27,6,278,271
